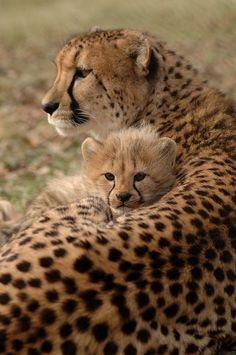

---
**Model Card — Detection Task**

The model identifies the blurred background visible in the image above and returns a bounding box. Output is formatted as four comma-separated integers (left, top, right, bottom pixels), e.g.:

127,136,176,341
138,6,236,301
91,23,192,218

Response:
0,0,236,211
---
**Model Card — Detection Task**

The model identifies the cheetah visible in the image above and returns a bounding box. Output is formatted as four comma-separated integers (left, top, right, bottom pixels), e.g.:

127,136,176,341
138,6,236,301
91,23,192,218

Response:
0,126,176,244
0,29,235,354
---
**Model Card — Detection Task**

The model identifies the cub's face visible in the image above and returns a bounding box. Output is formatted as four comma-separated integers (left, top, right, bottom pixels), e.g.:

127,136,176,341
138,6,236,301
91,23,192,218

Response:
42,29,159,138
81,128,176,214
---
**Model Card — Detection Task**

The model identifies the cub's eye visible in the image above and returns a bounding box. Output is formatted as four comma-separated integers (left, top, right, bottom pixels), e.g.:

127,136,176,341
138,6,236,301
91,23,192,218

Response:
74,68,92,80
104,172,115,181
134,172,146,182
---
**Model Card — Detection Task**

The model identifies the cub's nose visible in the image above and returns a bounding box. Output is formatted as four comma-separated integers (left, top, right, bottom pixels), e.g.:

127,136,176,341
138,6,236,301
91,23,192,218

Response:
42,102,59,115
116,192,132,203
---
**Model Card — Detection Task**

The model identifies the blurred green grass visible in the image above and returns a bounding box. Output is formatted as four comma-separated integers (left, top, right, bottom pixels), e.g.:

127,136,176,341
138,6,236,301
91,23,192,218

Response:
0,0,236,213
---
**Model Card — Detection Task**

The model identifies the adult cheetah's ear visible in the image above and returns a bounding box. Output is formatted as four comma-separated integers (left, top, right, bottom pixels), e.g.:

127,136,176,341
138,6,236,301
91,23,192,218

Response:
81,137,103,161
157,138,177,169
128,36,158,78
89,26,103,34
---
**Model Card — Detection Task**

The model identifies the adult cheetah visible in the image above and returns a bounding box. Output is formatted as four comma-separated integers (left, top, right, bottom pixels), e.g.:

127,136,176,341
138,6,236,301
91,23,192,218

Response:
0,29,235,354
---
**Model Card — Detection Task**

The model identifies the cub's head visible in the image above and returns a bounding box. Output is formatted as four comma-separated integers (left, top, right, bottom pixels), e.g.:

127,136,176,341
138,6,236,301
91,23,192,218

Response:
42,28,159,137
81,127,176,214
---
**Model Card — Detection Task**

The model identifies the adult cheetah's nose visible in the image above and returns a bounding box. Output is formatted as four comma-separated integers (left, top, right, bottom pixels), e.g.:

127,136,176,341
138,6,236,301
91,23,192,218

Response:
116,192,132,203
42,102,59,115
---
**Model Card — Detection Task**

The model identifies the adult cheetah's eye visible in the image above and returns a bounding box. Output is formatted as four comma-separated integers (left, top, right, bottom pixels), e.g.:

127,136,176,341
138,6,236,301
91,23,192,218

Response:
134,172,146,182
74,68,92,80
104,172,115,181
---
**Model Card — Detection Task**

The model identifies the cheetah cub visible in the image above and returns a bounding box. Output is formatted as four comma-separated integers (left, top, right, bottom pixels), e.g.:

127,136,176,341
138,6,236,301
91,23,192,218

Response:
82,126,176,215
0,127,176,243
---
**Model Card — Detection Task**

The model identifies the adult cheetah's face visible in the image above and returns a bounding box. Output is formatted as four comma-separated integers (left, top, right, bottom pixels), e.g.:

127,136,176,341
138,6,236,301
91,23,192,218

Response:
42,29,159,138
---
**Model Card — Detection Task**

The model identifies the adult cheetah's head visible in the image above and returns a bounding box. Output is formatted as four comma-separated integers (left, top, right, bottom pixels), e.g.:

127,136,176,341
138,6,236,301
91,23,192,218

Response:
42,28,160,137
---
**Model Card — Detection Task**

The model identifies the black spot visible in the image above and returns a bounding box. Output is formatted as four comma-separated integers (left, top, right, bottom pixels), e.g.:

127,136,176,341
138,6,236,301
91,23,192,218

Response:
186,291,198,304
177,315,189,324
39,257,54,268
159,237,171,247
142,307,156,321
16,260,31,272
150,281,163,294
27,300,39,312
11,305,22,318
169,283,183,297
194,302,205,314
118,231,129,241
224,284,234,296
41,340,53,352
28,348,40,355
122,320,137,334
40,308,56,325
108,248,122,261
92,322,109,342
76,316,90,332
216,318,227,327
166,268,180,280
18,315,31,331
150,321,158,329
62,277,77,294
135,291,150,308
157,344,168,354
28,278,42,288
124,344,137,355
60,323,73,338
161,325,169,336
227,269,236,282
220,250,233,263
80,289,103,312
45,269,61,283
13,278,26,289
0,273,12,284
191,267,202,280
214,268,225,282
45,290,59,302
111,293,129,319
137,328,150,343
104,341,118,355
134,245,148,257
62,299,77,314
54,248,67,258
74,255,93,273
12,339,23,351
155,222,166,231
164,303,179,318
157,297,166,308
186,344,199,353
61,340,77,355
205,248,216,260
0,293,11,305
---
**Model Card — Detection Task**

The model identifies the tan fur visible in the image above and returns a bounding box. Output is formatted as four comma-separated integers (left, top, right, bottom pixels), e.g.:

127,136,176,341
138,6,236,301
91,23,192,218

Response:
82,127,176,213
0,127,176,240
0,29,235,354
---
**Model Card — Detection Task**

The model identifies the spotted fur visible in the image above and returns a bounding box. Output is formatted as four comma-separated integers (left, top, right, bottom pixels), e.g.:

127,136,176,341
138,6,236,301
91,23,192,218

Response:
0,29,235,354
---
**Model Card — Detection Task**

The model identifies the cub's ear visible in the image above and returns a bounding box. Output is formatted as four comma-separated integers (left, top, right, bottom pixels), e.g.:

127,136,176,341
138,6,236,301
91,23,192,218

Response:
157,137,177,169
81,137,102,161
128,36,158,78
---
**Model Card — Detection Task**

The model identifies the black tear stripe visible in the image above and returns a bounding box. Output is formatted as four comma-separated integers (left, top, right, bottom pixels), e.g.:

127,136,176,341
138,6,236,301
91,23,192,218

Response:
146,49,159,81
133,182,143,204
107,181,115,206
67,75,89,124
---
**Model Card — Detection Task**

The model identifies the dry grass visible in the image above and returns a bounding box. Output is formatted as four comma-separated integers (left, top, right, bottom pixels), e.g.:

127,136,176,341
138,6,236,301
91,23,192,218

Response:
0,0,236,213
